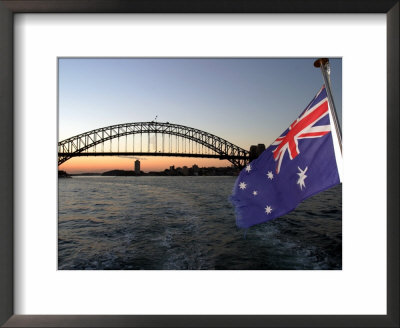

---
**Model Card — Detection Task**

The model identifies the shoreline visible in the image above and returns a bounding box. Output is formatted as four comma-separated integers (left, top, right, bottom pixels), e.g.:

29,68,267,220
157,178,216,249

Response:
59,166,240,177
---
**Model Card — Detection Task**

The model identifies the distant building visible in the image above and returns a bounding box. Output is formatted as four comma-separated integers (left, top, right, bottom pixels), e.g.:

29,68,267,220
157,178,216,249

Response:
134,160,140,174
182,166,189,176
192,164,199,176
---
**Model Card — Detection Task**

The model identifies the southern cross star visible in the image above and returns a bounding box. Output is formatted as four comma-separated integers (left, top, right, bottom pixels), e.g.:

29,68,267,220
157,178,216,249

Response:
297,166,308,190
252,190,258,196
265,205,272,214
245,164,252,173
267,171,274,180
239,181,247,190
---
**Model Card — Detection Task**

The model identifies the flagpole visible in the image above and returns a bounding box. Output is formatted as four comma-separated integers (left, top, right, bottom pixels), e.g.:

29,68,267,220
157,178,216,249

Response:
314,58,342,153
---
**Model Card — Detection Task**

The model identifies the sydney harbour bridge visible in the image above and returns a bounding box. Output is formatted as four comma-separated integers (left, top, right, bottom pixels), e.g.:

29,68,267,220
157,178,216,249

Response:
58,122,266,169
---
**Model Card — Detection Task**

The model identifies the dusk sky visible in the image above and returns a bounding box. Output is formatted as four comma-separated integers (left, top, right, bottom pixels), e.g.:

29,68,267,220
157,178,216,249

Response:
58,58,342,173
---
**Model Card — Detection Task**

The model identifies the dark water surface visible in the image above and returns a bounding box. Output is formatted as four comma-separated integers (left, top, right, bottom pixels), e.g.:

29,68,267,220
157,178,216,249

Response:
58,176,341,270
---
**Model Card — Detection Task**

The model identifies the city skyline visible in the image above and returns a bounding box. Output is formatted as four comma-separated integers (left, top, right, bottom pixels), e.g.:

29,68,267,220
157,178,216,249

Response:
58,58,342,173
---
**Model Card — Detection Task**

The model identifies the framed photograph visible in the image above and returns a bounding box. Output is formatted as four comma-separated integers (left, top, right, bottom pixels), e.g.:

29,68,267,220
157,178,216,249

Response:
0,1,398,327
57,57,343,271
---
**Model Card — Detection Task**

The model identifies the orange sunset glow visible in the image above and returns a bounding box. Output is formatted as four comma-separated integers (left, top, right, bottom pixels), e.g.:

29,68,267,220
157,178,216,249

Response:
59,156,231,174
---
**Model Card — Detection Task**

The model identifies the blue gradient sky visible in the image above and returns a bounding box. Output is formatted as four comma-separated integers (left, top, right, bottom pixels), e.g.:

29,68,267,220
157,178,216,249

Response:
58,58,341,172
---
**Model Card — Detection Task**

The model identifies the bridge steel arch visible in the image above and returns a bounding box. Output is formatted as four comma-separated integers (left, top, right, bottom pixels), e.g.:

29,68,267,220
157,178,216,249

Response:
58,122,250,168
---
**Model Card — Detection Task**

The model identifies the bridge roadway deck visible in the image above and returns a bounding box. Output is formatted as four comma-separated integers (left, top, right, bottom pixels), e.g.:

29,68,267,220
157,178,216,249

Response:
58,152,249,160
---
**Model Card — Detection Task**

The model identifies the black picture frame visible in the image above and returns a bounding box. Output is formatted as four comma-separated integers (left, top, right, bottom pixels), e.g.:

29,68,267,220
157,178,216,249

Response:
0,1,398,327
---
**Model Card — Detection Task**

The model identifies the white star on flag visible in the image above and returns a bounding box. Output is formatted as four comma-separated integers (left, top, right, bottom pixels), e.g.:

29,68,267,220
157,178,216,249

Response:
239,182,247,190
267,171,274,180
245,164,252,173
265,205,272,214
297,166,308,190
252,191,258,196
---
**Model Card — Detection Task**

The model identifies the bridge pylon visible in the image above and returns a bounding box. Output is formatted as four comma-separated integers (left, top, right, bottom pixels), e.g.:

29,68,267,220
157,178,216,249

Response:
249,144,266,162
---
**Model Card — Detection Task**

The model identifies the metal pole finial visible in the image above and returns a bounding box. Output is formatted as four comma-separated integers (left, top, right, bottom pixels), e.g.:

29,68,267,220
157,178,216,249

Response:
313,58,329,68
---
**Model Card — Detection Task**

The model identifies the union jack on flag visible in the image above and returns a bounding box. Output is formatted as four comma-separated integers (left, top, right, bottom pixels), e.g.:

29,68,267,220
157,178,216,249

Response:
272,87,331,173
231,86,342,228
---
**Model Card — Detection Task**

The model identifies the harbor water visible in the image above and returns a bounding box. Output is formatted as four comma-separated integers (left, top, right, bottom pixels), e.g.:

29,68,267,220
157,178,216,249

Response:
58,176,342,270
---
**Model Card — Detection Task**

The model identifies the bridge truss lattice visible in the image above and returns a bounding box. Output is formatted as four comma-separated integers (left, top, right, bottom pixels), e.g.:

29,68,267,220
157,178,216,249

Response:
58,122,250,168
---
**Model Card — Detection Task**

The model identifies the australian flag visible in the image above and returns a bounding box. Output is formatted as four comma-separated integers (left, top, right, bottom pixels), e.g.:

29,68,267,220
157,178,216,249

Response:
231,86,341,228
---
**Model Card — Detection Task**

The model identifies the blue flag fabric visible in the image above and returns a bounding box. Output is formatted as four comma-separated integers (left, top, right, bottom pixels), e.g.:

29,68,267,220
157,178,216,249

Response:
231,86,341,228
